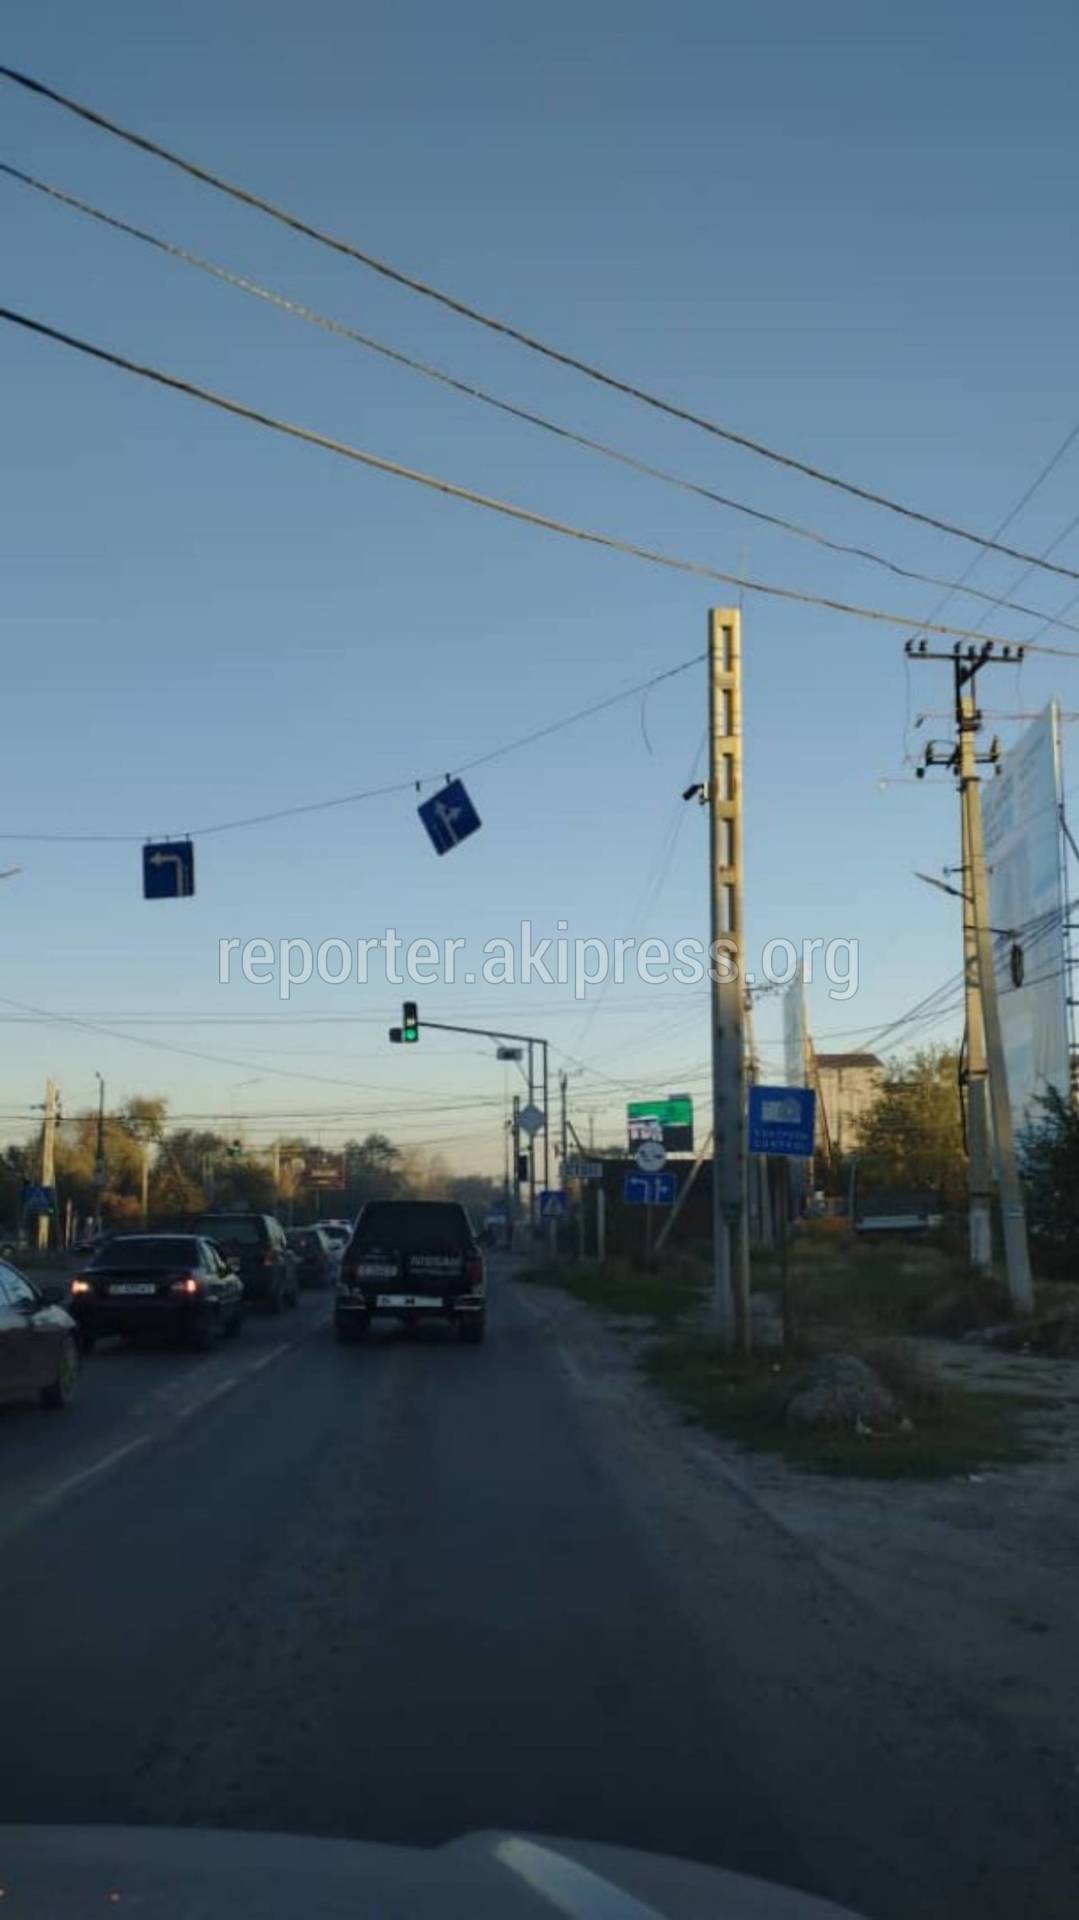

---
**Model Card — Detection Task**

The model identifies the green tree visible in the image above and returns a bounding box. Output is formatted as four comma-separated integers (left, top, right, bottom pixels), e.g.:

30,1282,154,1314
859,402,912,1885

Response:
855,1046,966,1206
342,1134,404,1210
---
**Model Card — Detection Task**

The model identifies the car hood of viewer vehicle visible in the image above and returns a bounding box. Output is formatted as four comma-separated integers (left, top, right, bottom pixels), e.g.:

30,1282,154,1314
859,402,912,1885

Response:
0,1827,865,1919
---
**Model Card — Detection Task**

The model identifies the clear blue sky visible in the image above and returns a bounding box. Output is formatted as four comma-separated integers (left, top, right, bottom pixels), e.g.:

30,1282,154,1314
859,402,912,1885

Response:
3,0,1078,1170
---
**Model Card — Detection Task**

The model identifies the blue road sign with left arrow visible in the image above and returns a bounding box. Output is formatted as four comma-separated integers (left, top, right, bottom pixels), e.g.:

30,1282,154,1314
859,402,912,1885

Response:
418,779,481,856
143,839,195,900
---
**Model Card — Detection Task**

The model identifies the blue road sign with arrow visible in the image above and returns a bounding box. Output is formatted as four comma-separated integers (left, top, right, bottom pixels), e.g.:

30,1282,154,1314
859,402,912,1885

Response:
623,1172,676,1206
418,779,481,856
143,839,195,900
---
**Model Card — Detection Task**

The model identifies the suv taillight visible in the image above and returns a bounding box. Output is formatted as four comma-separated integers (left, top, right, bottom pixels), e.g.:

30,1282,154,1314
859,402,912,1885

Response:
464,1253,483,1289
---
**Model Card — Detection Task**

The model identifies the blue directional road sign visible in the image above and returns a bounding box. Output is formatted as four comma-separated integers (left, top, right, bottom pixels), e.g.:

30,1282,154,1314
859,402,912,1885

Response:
143,838,195,900
418,779,481,856
539,1189,567,1220
748,1085,816,1159
623,1172,676,1206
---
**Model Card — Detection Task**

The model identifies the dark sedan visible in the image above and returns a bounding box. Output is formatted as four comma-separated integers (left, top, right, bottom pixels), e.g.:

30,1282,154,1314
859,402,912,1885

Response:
286,1227,337,1290
68,1235,244,1352
0,1258,80,1408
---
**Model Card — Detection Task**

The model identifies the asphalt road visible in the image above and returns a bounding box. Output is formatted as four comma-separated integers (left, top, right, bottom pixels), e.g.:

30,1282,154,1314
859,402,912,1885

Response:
1,1265,1075,1919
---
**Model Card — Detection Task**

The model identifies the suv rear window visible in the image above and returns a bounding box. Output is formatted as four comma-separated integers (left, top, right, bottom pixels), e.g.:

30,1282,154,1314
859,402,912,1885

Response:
93,1237,200,1269
351,1202,473,1254
195,1216,264,1245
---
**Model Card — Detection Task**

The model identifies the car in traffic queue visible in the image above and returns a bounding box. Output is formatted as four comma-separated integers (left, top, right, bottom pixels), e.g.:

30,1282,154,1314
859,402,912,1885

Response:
0,1257,80,1409
286,1225,338,1290
191,1210,298,1313
336,1200,486,1344
316,1219,352,1252
68,1234,244,1352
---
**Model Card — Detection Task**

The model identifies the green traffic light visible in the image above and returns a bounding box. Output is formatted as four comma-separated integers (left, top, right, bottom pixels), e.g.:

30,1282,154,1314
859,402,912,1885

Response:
402,1001,419,1043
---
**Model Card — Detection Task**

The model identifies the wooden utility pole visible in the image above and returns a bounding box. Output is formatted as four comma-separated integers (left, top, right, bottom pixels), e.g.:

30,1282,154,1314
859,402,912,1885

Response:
908,639,1034,1314
708,609,750,1348
37,1077,58,1252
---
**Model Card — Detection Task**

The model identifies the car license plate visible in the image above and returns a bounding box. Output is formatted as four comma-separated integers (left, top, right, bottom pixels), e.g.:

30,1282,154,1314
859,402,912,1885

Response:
109,1282,157,1295
376,1293,441,1309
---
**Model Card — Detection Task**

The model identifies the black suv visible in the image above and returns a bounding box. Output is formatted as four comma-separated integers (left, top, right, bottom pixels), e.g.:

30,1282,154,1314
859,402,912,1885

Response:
336,1201,486,1344
192,1212,297,1313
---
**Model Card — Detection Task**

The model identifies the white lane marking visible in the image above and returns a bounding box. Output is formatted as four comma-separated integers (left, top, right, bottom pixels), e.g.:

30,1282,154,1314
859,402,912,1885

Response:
9,1312,331,1536
245,1343,292,1377
173,1375,240,1420
23,1435,151,1519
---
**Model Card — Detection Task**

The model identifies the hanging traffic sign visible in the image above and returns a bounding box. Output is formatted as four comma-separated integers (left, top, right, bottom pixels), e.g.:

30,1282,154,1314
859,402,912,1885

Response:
539,1190,567,1220
143,838,195,900
635,1139,667,1174
418,778,481,856
518,1104,544,1137
565,1158,603,1182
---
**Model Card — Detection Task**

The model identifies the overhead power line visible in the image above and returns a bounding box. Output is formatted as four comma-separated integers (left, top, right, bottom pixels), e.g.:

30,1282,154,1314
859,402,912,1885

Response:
0,643,704,842
5,306,1077,673
9,162,1079,641
7,61,1079,585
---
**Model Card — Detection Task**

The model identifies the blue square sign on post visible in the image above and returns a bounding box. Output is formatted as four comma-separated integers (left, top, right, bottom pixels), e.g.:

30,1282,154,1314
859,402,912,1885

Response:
748,1085,816,1159
418,779,481,856
539,1190,566,1220
623,1172,677,1206
143,839,195,900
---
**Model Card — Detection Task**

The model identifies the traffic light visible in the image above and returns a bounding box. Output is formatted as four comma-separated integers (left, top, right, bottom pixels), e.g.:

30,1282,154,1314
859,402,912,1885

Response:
402,1001,419,1043
516,1154,529,1185
227,1139,242,1159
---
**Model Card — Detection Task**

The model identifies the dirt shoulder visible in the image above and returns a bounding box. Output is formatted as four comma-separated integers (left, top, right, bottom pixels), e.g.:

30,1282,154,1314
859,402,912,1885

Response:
514,1269,1079,1814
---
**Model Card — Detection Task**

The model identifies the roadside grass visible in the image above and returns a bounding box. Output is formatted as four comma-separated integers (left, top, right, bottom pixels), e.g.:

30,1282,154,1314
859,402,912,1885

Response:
517,1255,706,1329
643,1335,1054,1479
519,1243,1072,1476
751,1237,1012,1335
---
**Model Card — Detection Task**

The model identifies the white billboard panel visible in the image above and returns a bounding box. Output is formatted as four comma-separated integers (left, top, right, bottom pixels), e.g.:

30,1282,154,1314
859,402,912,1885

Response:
783,969,806,1088
982,702,1070,1134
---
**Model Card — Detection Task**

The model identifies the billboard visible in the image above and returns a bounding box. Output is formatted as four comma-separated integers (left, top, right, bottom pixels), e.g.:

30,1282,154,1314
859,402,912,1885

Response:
783,967,807,1088
627,1094,694,1154
982,702,1070,1134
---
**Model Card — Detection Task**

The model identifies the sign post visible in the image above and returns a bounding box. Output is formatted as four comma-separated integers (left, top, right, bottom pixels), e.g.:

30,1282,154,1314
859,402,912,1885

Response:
749,1086,817,1357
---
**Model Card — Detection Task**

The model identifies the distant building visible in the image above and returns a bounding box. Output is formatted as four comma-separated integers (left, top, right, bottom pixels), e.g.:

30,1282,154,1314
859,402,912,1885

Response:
813,1053,884,1155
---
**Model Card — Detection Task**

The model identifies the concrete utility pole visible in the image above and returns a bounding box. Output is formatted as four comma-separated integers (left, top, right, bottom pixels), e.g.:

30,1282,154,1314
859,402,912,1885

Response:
958,703,994,1273
37,1077,58,1252
140,1138,151,1228
707,609,750,1348
908,638,1034,1315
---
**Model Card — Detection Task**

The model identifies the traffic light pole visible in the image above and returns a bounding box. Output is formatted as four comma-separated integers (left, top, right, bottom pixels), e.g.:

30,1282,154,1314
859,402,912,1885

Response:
391,1014,552,1236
